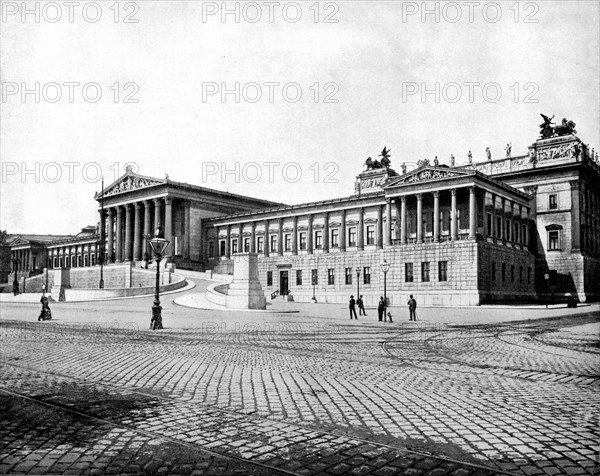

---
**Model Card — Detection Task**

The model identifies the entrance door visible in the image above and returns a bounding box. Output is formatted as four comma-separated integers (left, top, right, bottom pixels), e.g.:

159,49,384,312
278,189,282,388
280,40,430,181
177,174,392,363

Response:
280,270,289,295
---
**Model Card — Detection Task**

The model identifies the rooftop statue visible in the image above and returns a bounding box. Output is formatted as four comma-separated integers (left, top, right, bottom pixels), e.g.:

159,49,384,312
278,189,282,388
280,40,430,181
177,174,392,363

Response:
365,147,392,170
539,113,577,139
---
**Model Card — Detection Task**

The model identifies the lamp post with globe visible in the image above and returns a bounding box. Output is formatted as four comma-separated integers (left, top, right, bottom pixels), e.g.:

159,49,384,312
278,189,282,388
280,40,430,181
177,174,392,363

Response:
380,260,390,312
147,225,170,330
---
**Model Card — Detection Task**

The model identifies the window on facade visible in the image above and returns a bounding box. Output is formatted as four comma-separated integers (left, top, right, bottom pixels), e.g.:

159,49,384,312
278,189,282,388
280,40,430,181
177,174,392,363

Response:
422,262,430,282
497,216,502,239
220,240,226,256
257,237,264,253
549,194,558,210
363,267,371,285
232,240,238,254
84,255,89,267
366,226,375,245
285,234,292,251
314,231,322,249
438,261,448,282
296,269,303,286
270,235,277,252
312,269,318,285
209,241,215,258
514,222,520,244
487,213,492,236
345,267,353,285
348,227,357,247
548,230,560,250
299,232,306,250
506,218,512,241
519,265,523,284
511,264,515,283
527,267,532,284
492,262,496,282
331,229,339,248
328,268,335,285
244,237,250,252
502,263,506,283
522,224,528,245
91,255,96,266
405,263,414,282
267,271,273,286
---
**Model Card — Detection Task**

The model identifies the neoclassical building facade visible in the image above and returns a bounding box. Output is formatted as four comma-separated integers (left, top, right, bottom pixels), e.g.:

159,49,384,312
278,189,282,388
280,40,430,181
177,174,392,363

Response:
9,131,600,305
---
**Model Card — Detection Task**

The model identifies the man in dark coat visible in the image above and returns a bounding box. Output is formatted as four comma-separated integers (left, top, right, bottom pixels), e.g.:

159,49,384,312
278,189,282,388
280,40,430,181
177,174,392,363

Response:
377,297,385,321
407,295,417,321
357,295,367,316
349,295,358,319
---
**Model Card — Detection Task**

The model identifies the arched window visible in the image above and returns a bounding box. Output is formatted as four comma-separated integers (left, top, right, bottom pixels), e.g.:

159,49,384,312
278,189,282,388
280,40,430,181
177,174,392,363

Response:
545,224,563,251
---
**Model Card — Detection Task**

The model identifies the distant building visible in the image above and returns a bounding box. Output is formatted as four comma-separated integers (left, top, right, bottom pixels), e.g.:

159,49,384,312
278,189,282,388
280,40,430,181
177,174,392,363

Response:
9,132,600,305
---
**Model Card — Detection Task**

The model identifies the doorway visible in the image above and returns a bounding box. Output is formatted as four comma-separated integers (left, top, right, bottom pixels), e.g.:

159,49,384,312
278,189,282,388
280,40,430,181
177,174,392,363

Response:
280,270,289,295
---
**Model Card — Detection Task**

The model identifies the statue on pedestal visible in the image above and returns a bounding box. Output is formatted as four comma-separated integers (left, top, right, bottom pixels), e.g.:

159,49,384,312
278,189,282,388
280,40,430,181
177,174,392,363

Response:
433,156,439,166
486,147,492,161
401,162,407,174
450,154,455,167
379,147,391,168
468,150,473,164
505,143,512,158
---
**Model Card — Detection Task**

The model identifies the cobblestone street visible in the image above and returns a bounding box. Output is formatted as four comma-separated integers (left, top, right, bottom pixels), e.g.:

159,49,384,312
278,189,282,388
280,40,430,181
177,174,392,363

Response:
1,287,599,475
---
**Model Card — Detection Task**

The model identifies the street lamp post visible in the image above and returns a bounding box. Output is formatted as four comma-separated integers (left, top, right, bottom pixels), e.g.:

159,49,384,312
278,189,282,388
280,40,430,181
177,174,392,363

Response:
99,177,105,289
147,225,170,330
355,266,361,299
12,257,21,296
380,260,390,315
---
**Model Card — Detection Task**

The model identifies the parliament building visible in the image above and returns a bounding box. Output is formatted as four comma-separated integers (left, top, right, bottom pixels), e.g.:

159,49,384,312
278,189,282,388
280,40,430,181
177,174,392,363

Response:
8,130,600,306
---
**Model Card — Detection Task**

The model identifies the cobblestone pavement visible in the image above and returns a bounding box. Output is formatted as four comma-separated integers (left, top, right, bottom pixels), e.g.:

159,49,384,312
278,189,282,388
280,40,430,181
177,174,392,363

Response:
1,300,599,475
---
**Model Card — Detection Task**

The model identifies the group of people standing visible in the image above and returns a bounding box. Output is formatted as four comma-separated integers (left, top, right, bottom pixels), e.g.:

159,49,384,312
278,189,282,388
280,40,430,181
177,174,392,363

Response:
349,294,418,321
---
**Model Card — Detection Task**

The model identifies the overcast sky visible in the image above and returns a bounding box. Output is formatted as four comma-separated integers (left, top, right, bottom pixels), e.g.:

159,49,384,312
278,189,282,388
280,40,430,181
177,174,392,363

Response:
1,1,599,235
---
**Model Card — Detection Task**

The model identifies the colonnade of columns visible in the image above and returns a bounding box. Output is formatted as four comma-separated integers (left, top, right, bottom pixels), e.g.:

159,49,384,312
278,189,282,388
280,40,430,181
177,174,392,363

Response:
11,249,34,272
104,197,173,263
47,243,97,269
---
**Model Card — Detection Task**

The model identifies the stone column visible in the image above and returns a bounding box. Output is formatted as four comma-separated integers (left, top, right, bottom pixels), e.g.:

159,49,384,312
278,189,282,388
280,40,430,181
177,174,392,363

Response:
107,208,114,263
250,222,256,253
491,193,497,240
264,220,270,257
164,197,173,258
154,198,162,229
433,191,440,242
451,189,458,241
385,199,392,246
134,202,142,260
340,209,346,252
225,225,231,258
183,201,191,259
377,205,383,249
292,216,298,255
323,212,330,253
416,193,423,243
357,208,364,251
570,180,581,251
116,206,123,262
143,200,151,258
277,218,283,256
469,186,477,239
401,196,407,244
307,214,313,254
395,199,402,241
125,205,133,261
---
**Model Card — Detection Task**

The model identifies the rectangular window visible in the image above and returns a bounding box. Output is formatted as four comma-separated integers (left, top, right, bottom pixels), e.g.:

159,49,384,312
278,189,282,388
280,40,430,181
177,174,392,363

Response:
299,232,306,250
285,234,292,251
366,225,375,245
548,230,559,250
487,213,492,236
519,265,523,284
438,261,448,282
232,240,238,254
527,267,532,284
492,262,496,282
270,235,277,252
497,216,502,239
244,237,250,252
348,227,357,247
314,231,322,249
311,269,318,285
549,194,557,210
345,267,353,285
405,263,414,282
502,263,506,283
514,222,520,244
511,264,515,283
209,241,215,258
257,236,264,253
363,267,371,285
506,218,511,241
220,240,226,256
331,229,339,248
296,269,302,286
328,268,335,285
422,262,430,282
267,271,273,286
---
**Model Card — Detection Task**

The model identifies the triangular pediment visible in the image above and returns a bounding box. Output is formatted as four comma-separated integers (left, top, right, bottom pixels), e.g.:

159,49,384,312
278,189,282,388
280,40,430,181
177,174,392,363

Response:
99,173,165,198
9,236,30,247
384,166,471,188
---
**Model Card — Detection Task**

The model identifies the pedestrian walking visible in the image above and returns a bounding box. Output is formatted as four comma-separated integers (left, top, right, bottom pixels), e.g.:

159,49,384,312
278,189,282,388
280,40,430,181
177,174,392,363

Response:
357,295,367,316
349,295,358,320
38,294,52,321
407,294,417,321
377,296,385,321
